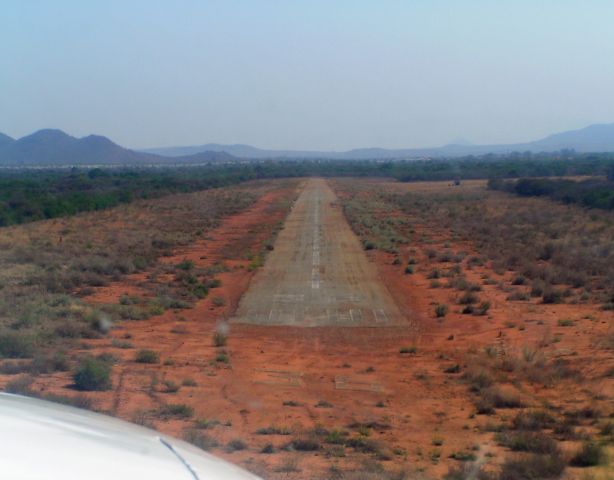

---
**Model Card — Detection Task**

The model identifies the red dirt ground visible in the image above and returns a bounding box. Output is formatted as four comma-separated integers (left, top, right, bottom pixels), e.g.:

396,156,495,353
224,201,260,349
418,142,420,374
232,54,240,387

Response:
19,179,614,479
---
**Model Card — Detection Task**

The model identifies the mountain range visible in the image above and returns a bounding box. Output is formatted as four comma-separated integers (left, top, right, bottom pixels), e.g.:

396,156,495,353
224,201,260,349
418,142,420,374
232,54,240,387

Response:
1,123,614,166
0,129,235,166
143,123,614,160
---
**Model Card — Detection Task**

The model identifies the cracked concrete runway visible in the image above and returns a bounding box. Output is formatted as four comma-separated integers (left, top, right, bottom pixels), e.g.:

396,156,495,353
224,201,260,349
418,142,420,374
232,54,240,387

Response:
232,178,404,326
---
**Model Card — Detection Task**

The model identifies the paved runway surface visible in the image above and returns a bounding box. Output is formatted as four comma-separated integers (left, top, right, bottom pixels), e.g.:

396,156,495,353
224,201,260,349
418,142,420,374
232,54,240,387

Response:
232,179,403,326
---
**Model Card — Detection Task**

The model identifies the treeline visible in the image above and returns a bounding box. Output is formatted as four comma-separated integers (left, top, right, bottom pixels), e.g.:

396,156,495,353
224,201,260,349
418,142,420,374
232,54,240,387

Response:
2,152,614,225
247,152,614,182
0,167,256,226
488,176,614,210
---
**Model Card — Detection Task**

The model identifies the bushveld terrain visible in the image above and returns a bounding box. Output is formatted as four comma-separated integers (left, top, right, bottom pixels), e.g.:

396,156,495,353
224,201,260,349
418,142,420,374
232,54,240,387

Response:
0,176,612,479
2,153,613,226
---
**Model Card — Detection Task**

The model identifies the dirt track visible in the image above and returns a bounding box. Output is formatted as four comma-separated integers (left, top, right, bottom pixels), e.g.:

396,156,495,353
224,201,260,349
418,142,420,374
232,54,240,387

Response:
234,179,403,326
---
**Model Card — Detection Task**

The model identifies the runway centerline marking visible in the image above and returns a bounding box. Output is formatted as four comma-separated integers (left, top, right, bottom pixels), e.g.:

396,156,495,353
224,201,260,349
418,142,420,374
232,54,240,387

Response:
311,196,321,289
232,179,404,327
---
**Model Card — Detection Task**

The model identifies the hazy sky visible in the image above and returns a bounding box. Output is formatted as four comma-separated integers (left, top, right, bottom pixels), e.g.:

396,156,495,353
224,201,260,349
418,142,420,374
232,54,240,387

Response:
2,1,614,150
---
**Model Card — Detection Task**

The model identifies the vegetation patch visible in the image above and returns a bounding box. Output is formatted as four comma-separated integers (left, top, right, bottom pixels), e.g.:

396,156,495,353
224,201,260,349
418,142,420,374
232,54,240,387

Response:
570,441,606,467
183,429,218,450
157,403,194,420
135,349,159,364
73,356,112,391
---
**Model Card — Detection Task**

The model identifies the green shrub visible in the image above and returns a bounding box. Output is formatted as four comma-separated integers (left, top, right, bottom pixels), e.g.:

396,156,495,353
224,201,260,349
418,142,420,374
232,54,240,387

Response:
95,352,117,364
204,278,222,289
507,291,530,301
260,443,274,454
31,352,70,373
275,457,300,473
191,283,208,299
4,375,95,410
483,386,524,408
38,392,94,410
553,421,577,440
499,452,565,480
176,259,195,271
4,375,34,394
162,380,180,393
428,269,441,279
345,436,384,455
444,464,489,480
399,346,417,354
432,436,444,446
475,301,491,315
226,439,247,452
256,425,291,435
530,280,545,297
459,292,479,305
289,437,320,451
213,331,227,347
54,322,97,339
448,450,476,462
0,333,34,359
215,352,229,363
435,304,448,318
119,294,139,305
444,364,461,374
0,361,31,375
511,410,555,431
111,338,133,349
363,240,376,250
194,418,219,429
247,255,263,270
474,397,495,415
600,422,614,436
542,288,564,304
325,429,347,444
158,403,194,419
183,429,218,450
496,431,558,454
152,295,191,310
570,441,605,467
73,357,112,391
135,349,159,363
464,369,494,392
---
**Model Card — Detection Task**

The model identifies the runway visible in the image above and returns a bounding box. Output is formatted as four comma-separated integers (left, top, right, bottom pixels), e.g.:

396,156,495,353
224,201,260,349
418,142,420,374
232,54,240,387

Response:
232,178,403,326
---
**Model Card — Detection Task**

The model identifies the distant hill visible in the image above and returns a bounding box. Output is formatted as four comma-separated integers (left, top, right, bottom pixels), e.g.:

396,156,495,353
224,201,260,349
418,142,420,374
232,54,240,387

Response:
142,143,329,159
0,129,237,166
143,123,614,160
0,132,14,147
2,123,614,166
529,123,614,152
